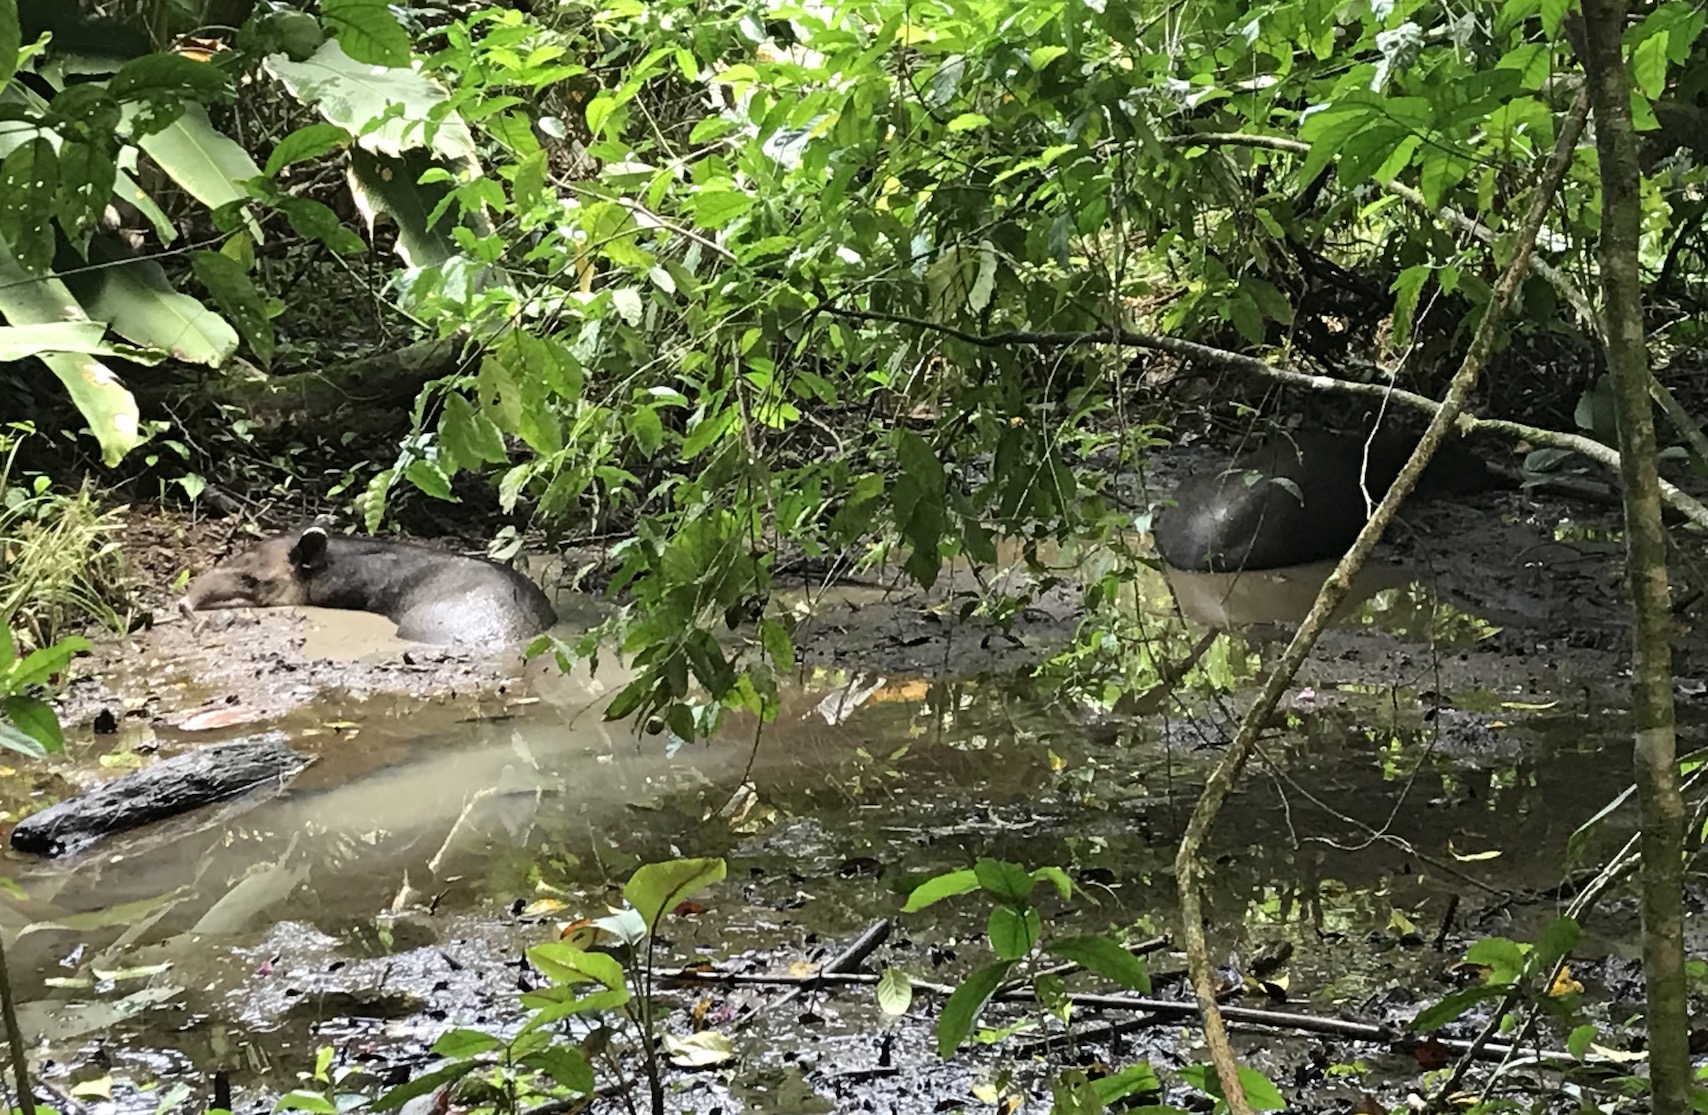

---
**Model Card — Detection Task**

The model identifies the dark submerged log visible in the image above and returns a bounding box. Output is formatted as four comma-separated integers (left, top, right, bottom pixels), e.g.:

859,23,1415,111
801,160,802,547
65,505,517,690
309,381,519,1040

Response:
11,736,308,857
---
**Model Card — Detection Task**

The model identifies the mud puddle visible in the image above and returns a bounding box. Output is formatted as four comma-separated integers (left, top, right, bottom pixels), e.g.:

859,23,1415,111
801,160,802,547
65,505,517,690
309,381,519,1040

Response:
3,635,1659,1113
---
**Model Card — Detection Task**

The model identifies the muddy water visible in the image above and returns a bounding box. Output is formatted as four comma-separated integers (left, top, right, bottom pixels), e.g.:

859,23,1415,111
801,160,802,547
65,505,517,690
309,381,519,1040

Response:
0,558,1655,1111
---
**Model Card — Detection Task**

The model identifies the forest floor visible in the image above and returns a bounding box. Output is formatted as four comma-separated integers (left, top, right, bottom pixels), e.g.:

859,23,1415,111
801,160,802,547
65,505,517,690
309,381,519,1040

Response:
5,436,1700,1115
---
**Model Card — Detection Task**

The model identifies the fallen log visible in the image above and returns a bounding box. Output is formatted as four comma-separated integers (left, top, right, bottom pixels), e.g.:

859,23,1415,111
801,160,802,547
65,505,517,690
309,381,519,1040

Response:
10,735,309,857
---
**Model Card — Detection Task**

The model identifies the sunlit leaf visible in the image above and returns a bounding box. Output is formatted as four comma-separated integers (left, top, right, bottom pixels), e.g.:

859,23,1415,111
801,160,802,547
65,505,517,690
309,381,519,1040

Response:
624,857,725,932
900,868,979,912
877,967,912,1016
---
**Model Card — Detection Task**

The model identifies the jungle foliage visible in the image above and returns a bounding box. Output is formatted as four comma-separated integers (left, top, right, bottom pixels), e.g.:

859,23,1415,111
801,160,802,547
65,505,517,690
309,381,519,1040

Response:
3,0,1706,740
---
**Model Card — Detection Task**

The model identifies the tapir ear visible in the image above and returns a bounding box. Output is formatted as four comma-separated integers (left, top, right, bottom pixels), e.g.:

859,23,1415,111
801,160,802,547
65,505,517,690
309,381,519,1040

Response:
290,526,330,570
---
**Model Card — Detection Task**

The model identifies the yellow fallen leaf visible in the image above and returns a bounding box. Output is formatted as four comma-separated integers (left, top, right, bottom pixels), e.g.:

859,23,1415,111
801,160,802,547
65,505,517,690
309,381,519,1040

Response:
521,898,568,918
1549,967,1584,997
663,1031,733,1067
70,1077,113,1100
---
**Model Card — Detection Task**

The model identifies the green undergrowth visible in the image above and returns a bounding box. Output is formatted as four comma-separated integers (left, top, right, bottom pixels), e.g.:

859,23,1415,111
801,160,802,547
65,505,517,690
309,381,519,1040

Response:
0,424,130,651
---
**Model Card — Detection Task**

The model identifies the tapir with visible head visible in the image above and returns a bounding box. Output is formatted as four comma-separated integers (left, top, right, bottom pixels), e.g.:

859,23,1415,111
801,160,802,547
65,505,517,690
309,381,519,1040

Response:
182,526,558,647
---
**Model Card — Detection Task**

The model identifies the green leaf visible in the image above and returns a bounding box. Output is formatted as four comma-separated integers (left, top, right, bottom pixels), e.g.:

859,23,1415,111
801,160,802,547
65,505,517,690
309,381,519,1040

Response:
0,720,49,759
0,322,113,361
2,696,64,755
624,857,725,932
0,138,57,272
973,859,1036,904
266,41,477,164
134,104,263,217
525,942,626,990
1531,917,1582,977
190,251,275,364
946,112,990,132
758,618,794,669
320,0,411,67
273,196,366,253
936,960,1011,1057
900,868,979,912
1633,32,1669,99
518,1045,594,1093
876,968,912,1016
0,0,19,88
1465,936,1526,984
263,123,351,177
439,393,509,471
987,905,1041,961
1090,1062,1161,1104
1048,936,1151,992
893,430,946,589
367,1062,481,1113
1182,1065,1287,1112
513,149,547,211
1412,984,1507,1032
404,458,457,502
628,405,663,456
274,1091,337,1114
1031,866,1073,902
688,187,753,228
520,986,631,1031
1028,46,1069,70
611,287,643,326
11,636,90,686
108,54,233,136
73,236,239,369
430,1029,503,1058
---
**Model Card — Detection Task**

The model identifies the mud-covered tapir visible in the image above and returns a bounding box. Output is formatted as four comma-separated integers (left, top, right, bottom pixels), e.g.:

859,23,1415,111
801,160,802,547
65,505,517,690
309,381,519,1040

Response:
1152,429,1502,573
182,526,558,647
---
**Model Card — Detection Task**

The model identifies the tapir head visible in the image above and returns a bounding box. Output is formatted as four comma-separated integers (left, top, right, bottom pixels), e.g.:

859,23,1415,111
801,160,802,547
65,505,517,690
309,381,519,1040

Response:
182,526,332,612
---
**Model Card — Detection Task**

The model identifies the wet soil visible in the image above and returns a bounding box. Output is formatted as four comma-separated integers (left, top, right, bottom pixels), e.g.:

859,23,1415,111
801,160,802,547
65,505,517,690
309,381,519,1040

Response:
7,441,1700,1115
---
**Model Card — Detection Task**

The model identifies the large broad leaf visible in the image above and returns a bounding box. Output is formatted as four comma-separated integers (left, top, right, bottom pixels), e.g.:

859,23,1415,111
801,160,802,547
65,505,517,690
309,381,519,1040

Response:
132,103,263,237
264,40,478,163
0,237,138,463
66,234,238,367
0,321,111,359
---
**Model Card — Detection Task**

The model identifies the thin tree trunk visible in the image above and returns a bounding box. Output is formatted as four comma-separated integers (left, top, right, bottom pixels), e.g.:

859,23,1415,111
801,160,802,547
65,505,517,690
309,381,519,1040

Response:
1574,4,1690,1110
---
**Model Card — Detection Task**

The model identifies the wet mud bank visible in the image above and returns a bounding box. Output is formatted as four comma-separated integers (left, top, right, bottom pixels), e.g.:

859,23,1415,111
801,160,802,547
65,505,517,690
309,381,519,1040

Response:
5,459,1697,1113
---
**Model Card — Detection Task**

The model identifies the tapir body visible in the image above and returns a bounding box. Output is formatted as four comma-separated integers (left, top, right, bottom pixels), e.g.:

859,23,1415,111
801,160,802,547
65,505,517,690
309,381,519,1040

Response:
183,527,558,647
1152,429,1501,573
